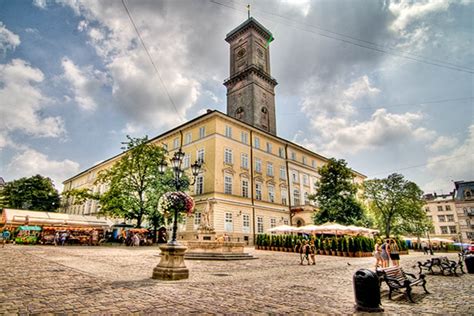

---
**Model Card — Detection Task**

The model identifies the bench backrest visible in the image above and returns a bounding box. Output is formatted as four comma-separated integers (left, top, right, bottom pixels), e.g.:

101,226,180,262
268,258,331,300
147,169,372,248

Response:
381,266,407,284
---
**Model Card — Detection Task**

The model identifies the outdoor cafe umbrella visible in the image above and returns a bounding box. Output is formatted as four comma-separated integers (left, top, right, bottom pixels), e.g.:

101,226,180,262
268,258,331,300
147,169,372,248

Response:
267,225,298,233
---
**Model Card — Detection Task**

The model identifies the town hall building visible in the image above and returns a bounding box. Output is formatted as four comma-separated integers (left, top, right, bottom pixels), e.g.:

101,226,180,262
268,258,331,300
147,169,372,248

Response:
62,17,366,244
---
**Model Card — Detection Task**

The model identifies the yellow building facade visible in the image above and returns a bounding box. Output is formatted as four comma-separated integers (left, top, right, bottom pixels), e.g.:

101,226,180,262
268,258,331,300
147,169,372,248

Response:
62,17,366,244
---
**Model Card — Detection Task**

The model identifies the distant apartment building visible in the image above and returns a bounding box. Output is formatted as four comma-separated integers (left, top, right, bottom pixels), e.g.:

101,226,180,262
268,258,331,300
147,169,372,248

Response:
423,192,458,238
424,180,474,243
454,181,474,242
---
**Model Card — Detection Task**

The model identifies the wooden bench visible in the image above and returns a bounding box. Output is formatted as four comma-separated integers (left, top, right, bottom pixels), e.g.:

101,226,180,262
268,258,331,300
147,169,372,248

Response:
377,266,429,303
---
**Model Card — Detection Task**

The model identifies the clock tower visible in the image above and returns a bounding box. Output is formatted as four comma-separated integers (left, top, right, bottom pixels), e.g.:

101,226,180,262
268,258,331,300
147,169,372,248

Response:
224,17,278,135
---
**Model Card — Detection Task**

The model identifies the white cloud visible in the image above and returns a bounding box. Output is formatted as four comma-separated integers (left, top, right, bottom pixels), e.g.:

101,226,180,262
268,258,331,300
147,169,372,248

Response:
388,0,451,32
0,59,65,149
56,1,203,130
302,75,380,118
0,22,20,55
7,148,80,190
61,57,107,111
32,0,47,9
423,125,474,192
428,135,459,152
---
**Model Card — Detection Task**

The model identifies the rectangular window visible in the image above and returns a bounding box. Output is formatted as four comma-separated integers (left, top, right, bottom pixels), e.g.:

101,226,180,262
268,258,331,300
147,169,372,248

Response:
449,226,457,234
183,154,190,169
283,219,289,225
197,148,205,163
281,190,287,205
225,125,232,138
279,147,285,158
280,166,286,179
291,151,296,160
199,126,206,139
173,137,180,149
303,174,309,185
292,171,299,183
302,156,307,165
224,174,233,194
225,212,233,232
268,185,275,203
241,153,249,169
293,189,300,205
437,205,443,212
255,183,262,200
255,158,262,173
266,142,272,153
194,213,201,226
446,214,454,222
185,132,192,145
242,179,249,198
195,176,204,195
312,160,316,168
224,148,233,164
441,226,448,234
163,143,168,151
304,192,309,204
267,163,273,176
270,218,276,229
241,131,248,144
257,217,264,233
438,215,446,222
254,137,260,149
445,205,451,211
242,214,250,233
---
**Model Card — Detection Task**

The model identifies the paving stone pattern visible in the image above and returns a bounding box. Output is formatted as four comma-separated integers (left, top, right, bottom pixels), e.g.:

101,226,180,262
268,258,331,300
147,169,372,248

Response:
1,245,473,314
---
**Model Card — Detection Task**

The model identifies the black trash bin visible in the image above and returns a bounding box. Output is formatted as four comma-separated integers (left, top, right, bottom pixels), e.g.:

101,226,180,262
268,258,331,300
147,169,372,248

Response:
465,255,474,274
353,269,383,312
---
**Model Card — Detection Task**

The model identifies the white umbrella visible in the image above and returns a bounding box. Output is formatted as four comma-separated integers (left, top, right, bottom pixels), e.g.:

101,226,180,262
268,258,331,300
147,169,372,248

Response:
296,224,324,233
267,225,298,233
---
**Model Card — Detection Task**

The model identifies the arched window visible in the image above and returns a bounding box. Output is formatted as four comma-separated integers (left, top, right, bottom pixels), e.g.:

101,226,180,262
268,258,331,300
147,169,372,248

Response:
236,107,244,120
261,107,269,130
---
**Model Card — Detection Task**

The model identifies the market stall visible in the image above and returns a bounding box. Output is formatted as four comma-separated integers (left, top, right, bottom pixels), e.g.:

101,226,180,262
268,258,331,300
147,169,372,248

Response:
15,226,42,244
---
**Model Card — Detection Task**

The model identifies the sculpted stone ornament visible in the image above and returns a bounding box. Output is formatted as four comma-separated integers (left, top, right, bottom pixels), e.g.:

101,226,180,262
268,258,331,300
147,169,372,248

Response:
199,199,215,233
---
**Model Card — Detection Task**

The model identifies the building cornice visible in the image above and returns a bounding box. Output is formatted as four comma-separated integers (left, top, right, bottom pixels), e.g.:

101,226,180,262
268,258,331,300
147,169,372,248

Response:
223,64,277,88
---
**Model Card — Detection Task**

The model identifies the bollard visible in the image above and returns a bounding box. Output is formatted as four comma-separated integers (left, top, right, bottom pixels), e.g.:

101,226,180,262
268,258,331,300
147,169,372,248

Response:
353,269,384,312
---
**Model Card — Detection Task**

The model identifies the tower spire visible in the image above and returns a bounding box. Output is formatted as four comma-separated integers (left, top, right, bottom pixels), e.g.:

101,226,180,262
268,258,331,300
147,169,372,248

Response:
247,4,250,19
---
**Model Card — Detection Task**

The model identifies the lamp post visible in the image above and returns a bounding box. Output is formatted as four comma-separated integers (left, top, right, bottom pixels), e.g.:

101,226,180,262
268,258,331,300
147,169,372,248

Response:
153,148,201,280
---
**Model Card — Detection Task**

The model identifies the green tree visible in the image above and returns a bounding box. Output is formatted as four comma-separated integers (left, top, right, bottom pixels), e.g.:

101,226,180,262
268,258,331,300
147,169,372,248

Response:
363,173,425,238
94,136,174,227
1,174,60,211
310,158,366,225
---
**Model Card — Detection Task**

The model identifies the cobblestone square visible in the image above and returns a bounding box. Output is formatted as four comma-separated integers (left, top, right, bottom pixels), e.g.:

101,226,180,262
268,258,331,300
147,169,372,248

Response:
0,245,472,314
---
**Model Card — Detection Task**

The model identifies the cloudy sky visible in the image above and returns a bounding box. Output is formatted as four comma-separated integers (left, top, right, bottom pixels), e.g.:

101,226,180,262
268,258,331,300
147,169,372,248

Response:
0,0,472,193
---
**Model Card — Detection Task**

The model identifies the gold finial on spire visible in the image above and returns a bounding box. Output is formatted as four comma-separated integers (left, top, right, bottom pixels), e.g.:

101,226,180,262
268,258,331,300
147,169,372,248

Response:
247,4,251,19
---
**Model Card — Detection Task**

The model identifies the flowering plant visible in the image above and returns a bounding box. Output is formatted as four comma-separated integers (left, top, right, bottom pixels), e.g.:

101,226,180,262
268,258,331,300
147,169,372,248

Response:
158,191,195,218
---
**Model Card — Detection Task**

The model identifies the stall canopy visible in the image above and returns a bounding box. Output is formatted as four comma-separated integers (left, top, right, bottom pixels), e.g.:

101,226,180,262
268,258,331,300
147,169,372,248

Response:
268,225,299,233
17,225,42,231
1,208,114,228
267,223,379,235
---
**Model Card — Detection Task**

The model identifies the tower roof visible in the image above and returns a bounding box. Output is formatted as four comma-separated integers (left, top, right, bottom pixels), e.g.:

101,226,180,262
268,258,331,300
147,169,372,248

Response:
225,17,274,42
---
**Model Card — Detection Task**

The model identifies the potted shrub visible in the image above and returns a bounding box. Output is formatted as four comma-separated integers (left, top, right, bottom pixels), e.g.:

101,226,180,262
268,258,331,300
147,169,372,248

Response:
331,238,337,256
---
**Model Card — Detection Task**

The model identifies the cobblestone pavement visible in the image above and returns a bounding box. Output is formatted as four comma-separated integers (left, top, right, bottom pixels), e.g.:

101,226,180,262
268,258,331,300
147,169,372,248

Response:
1,245,473,314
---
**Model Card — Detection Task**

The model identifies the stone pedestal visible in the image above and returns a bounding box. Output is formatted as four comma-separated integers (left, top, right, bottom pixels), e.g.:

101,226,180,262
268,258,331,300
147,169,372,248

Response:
152,244,189,280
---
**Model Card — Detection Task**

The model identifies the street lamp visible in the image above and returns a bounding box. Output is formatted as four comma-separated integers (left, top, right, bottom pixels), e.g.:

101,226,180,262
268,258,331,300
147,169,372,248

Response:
153,147,201,281
157,148,202,245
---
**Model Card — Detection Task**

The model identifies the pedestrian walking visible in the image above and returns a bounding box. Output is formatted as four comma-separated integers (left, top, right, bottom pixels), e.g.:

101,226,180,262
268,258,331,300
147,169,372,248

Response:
373,239,383,269
381,239,390,268
389,239,400,266
309,240,316,265
1,229,11,248
301,240,311,265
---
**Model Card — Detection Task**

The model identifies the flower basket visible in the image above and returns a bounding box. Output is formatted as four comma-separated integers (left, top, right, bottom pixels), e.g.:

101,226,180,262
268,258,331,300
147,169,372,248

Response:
158,191,195,218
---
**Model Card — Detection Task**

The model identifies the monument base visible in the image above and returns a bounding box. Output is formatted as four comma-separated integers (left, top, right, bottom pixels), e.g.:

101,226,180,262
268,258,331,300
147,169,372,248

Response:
184,231,255,260
152,244,189,280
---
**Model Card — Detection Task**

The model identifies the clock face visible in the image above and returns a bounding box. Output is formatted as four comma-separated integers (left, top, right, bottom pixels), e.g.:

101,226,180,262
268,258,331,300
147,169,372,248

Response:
236,48,246,59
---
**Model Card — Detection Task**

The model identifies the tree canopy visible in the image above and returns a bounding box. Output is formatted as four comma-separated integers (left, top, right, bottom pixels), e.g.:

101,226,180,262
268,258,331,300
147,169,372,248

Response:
1,174,60,211
310,158,367,226
363,173,426,237
94,136,175,227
